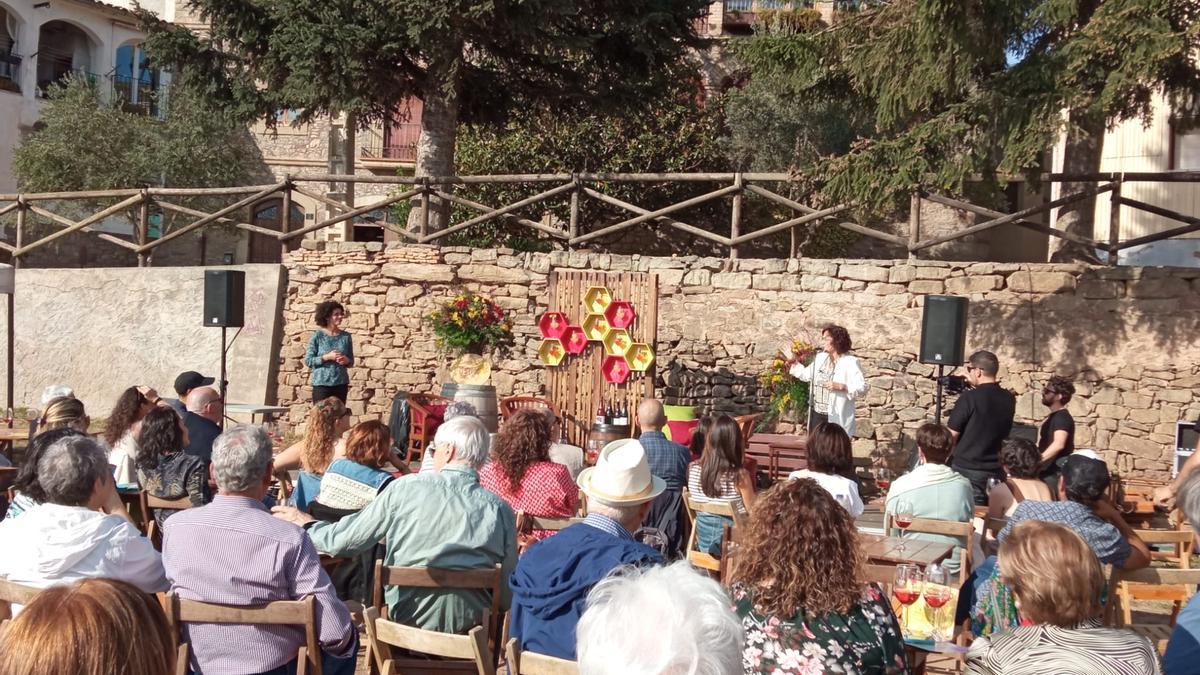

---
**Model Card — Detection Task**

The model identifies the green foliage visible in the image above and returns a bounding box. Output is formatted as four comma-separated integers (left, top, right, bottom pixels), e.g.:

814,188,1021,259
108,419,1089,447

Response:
447,84,732,248
424,291,515,355
726,0,1200,216
12,74,255,191
138,0,711,128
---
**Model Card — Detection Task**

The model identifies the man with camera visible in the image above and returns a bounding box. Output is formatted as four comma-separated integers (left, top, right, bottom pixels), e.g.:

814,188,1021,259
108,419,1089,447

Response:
947,350,1016,505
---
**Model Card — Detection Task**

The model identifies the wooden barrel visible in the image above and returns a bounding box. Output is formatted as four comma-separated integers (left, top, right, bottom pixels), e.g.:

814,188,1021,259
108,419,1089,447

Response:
440,383,499,432
585,423,631,465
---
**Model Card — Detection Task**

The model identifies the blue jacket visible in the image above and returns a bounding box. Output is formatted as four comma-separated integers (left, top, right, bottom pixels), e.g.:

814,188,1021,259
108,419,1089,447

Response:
508,522,662,660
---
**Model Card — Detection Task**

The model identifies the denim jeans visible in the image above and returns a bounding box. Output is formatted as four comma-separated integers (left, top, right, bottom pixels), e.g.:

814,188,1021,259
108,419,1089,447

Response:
694,512,734,556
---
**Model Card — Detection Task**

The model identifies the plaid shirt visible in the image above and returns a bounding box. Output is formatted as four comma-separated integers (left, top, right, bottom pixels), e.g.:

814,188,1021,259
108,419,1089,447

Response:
639,431,691,490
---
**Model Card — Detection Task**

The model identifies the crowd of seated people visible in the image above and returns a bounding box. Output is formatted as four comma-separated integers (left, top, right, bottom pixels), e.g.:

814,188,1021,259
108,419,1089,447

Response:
0,379,1192,675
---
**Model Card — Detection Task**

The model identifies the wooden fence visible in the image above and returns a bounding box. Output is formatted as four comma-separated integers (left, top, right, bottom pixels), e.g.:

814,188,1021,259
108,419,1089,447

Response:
1,171,1198,266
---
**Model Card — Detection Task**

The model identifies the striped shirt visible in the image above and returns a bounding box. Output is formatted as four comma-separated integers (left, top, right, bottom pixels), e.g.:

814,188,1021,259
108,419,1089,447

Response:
964,619,1161,675
687,462,747,514
162,495,355,674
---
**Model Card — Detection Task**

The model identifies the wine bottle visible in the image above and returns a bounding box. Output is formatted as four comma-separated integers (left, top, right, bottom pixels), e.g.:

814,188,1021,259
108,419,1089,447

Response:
615,401,628,426
595,401,606,426
605,400,614,425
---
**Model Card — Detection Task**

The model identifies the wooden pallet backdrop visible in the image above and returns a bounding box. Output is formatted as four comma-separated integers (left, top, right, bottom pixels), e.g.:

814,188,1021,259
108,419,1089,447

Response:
546,271,658,447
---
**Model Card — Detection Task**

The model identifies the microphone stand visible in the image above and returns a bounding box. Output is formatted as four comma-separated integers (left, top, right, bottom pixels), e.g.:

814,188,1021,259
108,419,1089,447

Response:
933,364,946,422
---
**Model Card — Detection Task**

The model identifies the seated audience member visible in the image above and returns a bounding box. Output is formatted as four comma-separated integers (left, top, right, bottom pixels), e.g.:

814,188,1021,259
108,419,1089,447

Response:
545,408,584,480
37,395,89,433
0,578,176,675
964,521,1161,675
274,416,517,634
688,415,712,462
885,422,973,576
972,452,1151,636
575,561,744,675
687,415,755,556
4,428,85,519
274,397,352,510
983,438,1052,552
182,386,223,465
165,370,216,416
509,439,665,660
0,435,167,594
314,420,401,512
789,422,864,517
135,405,209,529
480,409,577,542
163,425,356,675
418,400,479,472
731,478,907,674
1165,470,1200,672
639,399,692,556
105,385,159,486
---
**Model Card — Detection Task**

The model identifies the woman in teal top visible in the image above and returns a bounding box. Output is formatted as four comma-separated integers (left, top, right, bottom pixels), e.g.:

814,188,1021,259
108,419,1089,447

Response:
305,300,354,402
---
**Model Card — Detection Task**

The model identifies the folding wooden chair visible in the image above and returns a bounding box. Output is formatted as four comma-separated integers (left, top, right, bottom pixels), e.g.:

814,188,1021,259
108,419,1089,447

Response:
371,563,504,667
682,488,747,575
499,396,558,422
884,514,974,585
0,576,40,621
1136,528,1195,568
515,512,584,555
138,492,195,550
165,592,323,675
364,606,495,675
1106,565,1200,651
407,394,452,464
504,638,578,675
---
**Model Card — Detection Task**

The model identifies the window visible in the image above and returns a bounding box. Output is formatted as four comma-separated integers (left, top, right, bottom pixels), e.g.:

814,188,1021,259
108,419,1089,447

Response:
113,43,165,117
1172,122,1200,170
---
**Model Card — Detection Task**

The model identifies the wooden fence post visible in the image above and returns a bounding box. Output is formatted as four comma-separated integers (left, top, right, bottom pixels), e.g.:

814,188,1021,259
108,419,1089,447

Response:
729,172,743,260
13,198,24,270
137,189,150,267
568,175,580,247
280,177,292,260
419,177,430,239
908,190,922,259
1107,180,1122,265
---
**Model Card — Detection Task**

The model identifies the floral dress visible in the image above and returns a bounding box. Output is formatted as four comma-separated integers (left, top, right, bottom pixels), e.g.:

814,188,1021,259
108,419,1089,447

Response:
733,582,910,674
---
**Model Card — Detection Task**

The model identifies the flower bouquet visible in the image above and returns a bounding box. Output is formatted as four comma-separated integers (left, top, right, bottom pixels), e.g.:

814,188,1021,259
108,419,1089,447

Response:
759,339,817,424
424,291,515,355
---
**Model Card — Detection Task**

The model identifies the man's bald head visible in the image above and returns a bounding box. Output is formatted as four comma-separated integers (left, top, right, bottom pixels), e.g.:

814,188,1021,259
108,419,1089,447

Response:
637,399,666,431
186,387,223,423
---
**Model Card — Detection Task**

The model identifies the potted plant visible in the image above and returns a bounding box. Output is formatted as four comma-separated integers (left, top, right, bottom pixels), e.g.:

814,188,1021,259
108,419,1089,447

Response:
424,291,514,384
758,338,817,429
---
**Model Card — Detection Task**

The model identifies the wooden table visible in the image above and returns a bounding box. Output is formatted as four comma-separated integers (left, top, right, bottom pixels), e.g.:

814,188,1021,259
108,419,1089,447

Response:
745,432,807,482
861,533,954,567
0,428,29,461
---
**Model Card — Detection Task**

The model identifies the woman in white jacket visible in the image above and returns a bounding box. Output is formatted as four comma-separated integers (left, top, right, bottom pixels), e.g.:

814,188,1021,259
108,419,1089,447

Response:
788,324,868,436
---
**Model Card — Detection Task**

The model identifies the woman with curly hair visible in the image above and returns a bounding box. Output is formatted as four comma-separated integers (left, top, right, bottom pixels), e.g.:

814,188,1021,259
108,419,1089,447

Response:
983,438,1052,552
731,478,908,674
104,385,159,486
135,405,208,529
273,397,352,511
304,300,354,403
786,324,868,436
479,408,578,542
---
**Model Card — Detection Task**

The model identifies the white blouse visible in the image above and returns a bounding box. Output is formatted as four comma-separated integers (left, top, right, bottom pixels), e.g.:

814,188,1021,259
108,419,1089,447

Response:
788,469,864,518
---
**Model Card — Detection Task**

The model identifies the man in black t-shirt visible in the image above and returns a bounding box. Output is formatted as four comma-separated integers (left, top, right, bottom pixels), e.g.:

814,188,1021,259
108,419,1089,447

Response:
947,350,1016,505
1038,375,1076,498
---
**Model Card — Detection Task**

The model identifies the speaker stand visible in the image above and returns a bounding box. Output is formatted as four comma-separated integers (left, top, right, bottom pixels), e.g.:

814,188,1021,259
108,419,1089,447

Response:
933,364,946,421
219,326,228,431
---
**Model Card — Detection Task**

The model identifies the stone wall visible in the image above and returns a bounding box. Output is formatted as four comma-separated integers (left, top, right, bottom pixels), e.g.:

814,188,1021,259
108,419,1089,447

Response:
279,243,1200,479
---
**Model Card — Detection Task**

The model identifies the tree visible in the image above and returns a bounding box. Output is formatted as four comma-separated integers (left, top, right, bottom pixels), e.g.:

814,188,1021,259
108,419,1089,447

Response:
139,0,710,230
733,0,1200,261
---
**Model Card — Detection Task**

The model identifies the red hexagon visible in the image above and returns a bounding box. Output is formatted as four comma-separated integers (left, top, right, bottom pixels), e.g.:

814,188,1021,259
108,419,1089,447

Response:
561,326,588,355
538,311,569,339
604,301,636,329
602,355,632,384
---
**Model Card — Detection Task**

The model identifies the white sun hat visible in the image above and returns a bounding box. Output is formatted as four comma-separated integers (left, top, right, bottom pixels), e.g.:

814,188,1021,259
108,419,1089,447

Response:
576,438,667,507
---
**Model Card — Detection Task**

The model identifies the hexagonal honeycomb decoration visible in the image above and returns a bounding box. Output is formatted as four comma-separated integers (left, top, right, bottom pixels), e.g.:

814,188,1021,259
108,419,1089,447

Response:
602,328,632,356
537,338,566,366
581,313,611,341
625,342,655,371
561,326,588,355
604,301,636,329
602,354,632,384
538,312,569,339
582,286,613,315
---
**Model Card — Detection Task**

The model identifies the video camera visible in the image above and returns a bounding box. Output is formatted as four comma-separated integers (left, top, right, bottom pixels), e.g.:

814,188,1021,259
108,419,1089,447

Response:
937,374,971,395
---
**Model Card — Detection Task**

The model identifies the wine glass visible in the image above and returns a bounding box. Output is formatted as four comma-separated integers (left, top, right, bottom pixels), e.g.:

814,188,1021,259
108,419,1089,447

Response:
873,466,894,492
923,564,953,641
4,407,13,429
892,564,923,633
893,499,914,552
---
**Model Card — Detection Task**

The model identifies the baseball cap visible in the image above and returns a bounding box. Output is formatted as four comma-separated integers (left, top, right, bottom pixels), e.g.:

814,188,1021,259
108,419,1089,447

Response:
174,371,215,395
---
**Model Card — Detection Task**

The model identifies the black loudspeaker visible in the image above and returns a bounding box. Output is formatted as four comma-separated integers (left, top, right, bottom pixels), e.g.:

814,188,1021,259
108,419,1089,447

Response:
203,270,245,327
919,295,968,365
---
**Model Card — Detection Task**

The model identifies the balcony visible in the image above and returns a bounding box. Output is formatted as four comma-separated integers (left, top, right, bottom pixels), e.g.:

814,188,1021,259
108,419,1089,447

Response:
111,74,167,118
360,122,420,165
0,53,19,94
723,0,814,31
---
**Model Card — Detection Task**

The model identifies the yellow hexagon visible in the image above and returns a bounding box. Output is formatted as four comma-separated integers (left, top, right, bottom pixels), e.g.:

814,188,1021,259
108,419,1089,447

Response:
537,338,566,366
582,286,613,315
581,313,611,341
625,342,655,371
602,328,632,356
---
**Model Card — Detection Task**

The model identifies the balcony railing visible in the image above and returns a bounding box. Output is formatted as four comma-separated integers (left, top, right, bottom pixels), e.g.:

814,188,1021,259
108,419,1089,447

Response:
724,0,811,11
360,123,420,163
111,75,167,119
36,67,100,98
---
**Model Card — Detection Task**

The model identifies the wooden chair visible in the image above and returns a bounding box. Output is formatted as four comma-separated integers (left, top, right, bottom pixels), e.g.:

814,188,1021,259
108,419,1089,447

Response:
165,592,322,675
364,606,495,675
515,512,583,555
1105,567,1200,653
504,638,578,675
371,563,504,666
407,393,452,464
174,644,189,675
682,488,747,575
0,577,40,621
1136,528,1194,568
500,396,559,422
138,492,195,549
884,514,974,585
